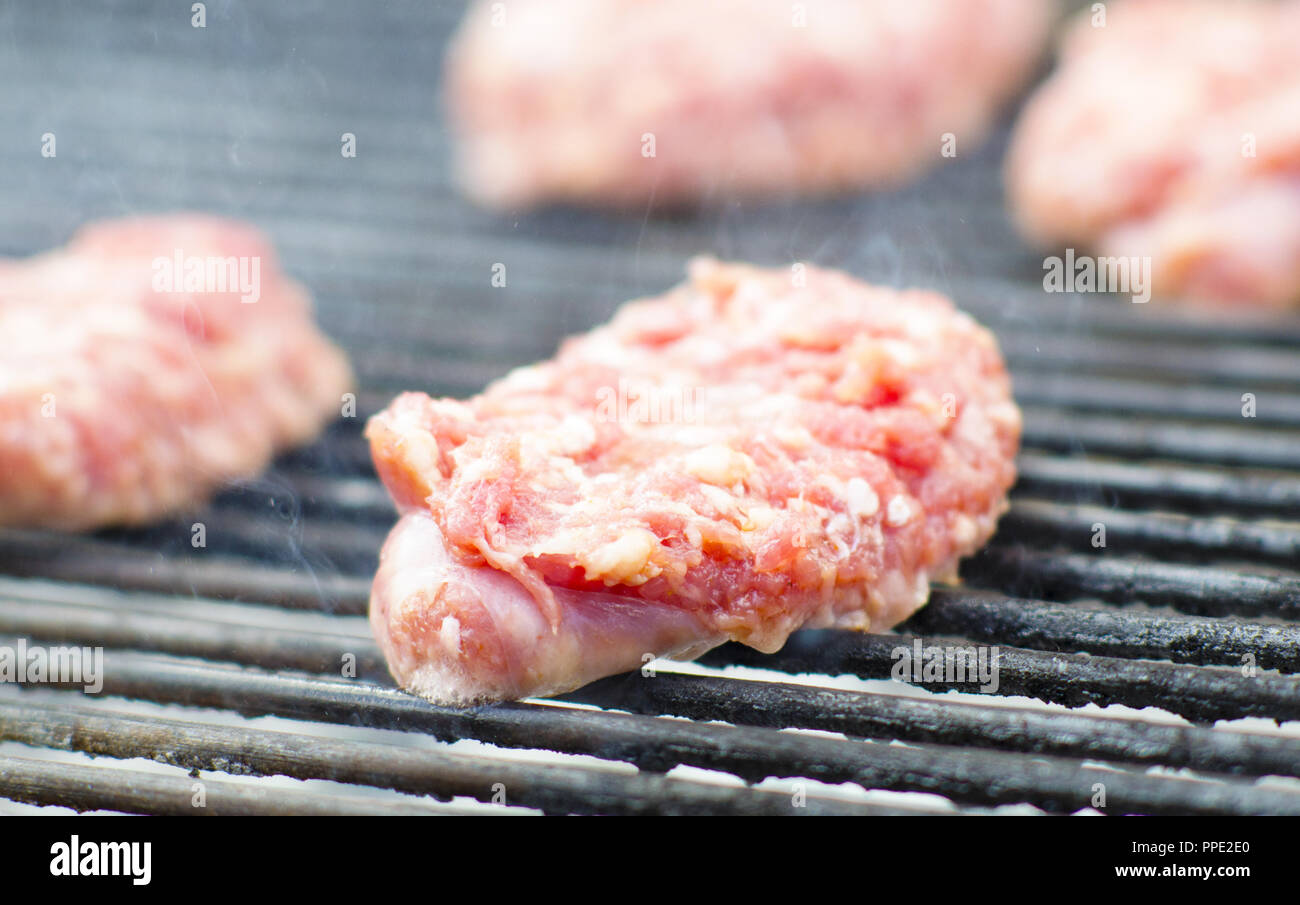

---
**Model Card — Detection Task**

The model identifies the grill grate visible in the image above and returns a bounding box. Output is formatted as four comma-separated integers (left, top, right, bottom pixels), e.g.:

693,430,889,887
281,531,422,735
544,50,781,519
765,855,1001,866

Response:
1,0,1299,816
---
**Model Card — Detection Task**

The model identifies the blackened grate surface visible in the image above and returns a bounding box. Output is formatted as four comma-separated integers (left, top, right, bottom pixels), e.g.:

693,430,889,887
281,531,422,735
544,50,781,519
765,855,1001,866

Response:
2,0,1299,816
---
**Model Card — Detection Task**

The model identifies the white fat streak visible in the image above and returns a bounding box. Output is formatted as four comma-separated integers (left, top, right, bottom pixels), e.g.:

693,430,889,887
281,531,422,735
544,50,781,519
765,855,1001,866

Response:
885,495,914,526
846,477,880,519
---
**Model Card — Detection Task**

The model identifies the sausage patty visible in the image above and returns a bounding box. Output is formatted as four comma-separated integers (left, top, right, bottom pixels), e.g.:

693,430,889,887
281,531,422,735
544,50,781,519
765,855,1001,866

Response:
367,259,1020,704
446,0,1053,208
1006,0,1300,308
0,215,353,530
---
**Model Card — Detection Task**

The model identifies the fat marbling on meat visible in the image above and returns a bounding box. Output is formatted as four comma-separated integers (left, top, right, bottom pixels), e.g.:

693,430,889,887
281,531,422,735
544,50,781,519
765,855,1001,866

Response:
368,259,1021,705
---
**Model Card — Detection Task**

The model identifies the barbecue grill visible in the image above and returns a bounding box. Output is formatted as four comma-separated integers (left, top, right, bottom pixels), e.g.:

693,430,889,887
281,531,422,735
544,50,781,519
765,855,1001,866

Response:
2,0,1299,817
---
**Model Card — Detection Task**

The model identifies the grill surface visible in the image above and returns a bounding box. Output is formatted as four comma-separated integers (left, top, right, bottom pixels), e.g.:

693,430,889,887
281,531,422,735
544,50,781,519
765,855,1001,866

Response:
2,0,1299,816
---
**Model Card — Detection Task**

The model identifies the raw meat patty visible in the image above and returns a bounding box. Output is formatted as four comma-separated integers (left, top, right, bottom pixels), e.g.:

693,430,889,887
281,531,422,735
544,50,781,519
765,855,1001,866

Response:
368,259,1020,705
445,0,1054,208
1006,0,1300,308
0,215,353,530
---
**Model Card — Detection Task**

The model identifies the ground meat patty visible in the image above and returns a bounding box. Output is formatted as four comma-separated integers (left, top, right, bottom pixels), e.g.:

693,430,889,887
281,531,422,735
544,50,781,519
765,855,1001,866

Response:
368,259,1020,705
1006,0,1300,308
0,215,353,530
445,0,1053,208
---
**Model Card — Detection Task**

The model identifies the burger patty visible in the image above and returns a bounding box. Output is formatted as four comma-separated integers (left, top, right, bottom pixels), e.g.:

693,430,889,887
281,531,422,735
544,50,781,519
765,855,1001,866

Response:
367,259,1021,705
0,214,354,530
1006,0,1300,308
445,0,1053,208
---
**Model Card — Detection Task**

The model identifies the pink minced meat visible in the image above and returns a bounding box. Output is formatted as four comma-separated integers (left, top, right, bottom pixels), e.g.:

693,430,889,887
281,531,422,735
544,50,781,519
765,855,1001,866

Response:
445,0,1053,208
0,215,353,530
368,260,1021,705
1006,0,1300,308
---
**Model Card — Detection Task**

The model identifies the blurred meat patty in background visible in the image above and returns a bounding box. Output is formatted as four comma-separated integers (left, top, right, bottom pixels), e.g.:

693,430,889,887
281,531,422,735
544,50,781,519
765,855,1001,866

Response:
0,215,353,530
1007,0,1300,308
446,0,1055,208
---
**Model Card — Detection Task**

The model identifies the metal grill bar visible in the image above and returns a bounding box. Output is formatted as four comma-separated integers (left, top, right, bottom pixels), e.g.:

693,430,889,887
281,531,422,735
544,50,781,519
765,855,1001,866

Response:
1021,409,1300,470
565,672,1300,780
0,696,938,817
997,333,1300,387
0,591,380,677
913,589,1300,672
955,290,1300,347
83,649,1300,782
1010,375,1300,429
701,632,1300,723
6,667,1297,816
0,755,493,817
964,547,1300,620
1014,452,1300,518
0,536,371,613
1000,499,1300,567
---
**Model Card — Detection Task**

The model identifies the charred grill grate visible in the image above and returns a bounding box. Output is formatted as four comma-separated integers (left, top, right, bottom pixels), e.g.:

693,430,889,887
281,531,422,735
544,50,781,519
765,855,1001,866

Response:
1,0,1299,816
